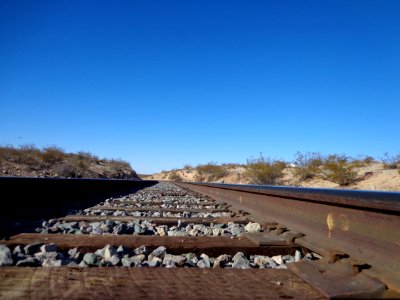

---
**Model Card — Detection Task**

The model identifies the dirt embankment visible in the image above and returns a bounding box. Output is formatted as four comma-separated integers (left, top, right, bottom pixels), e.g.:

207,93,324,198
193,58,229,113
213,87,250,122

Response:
0,146,139,180
144,163,400,191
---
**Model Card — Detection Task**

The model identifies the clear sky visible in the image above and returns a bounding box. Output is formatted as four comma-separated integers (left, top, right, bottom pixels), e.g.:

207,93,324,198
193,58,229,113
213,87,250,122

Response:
1,1,399,174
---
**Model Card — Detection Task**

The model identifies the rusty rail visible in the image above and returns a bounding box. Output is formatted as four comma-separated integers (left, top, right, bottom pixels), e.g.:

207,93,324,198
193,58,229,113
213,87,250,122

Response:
175,182,400,297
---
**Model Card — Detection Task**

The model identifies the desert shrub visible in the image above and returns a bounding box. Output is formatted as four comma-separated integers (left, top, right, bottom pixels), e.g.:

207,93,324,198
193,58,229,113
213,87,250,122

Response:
0,144,40,165
349,155,376,167
69,156,88,170
183,164,192,170
15,144,42,166
54,162,79,178
41,146,65,163
381,153,400,169
349,160,366,168
193,173,205,182
292,152,323,180
107,159,131,171
194,162,229,182
361,155,375,164
221,163,244,168
321,155,357,186
0,145,17,162
77,160,87,169
0,144,138,179
77,151,99,162
169,171,183,182
244,155,286,185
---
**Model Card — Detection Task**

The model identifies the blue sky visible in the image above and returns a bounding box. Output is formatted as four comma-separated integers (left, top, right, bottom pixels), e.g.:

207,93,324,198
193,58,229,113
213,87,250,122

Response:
1,1,399,173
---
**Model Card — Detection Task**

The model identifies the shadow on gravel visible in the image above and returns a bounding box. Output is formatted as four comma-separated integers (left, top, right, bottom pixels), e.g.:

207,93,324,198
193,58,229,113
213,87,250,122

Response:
0,177,158,239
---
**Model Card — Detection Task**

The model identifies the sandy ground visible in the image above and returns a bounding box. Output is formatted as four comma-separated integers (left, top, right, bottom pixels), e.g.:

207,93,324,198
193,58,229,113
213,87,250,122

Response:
143,163,400,191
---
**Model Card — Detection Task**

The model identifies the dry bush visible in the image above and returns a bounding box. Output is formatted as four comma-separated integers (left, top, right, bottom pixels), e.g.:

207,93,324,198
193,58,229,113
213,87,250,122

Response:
321,155,357,186
244,155,286,185
0,144,137,179
169,171,183,182
77,151,99,162
69,156,88,170
349,155,376,168
221,163,244,168
107,159,131,171
193,173,205,182
194,162,229,182
13,144,42,166
41,146,65,163
349,160,366,168
361,155,375,164
0,145,17,162
381,153,400,169
54,162,80,178
292,152,323,180
183,164,192,170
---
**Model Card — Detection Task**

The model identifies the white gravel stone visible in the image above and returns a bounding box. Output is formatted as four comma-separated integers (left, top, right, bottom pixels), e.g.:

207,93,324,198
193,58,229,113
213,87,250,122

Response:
103,245,117,260
213,254,231,268
130,254,145,266
148,246,166,261
121,257,133,267
163,254,186,267
271,255,283,265
232,252,250,269
254,255,276,268
295,250,302,262
244,222,261,233
108,254,120,266
212,228,224,236
0,245,13,266
83,253,101,266
42,258,62,267
197,254,210,268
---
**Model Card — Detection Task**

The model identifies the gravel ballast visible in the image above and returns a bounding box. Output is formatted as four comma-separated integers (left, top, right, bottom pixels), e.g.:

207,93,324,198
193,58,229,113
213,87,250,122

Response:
0,243,319,269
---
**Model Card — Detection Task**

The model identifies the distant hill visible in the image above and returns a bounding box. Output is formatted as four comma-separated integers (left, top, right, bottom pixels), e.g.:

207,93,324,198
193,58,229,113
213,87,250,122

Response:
0,145,139,180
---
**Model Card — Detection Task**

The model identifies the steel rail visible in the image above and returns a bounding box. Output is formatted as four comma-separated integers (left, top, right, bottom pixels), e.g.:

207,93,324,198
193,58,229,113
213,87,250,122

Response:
174,181,400,295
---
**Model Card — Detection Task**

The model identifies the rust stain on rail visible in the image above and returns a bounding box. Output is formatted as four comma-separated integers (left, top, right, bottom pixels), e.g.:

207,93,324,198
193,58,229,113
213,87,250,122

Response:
175,182,400,293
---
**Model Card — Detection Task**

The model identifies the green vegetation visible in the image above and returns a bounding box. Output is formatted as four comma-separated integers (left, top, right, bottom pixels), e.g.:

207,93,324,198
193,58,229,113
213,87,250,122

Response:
194,162,229,182
292,152,323,180
244,154,286,185
321,155,358,186
291,152,359,186
159,151,398,187
349,155,375,168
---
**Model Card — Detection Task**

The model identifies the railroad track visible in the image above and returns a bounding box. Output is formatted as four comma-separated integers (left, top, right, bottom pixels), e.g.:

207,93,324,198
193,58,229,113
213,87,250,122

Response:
0,178,399,299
